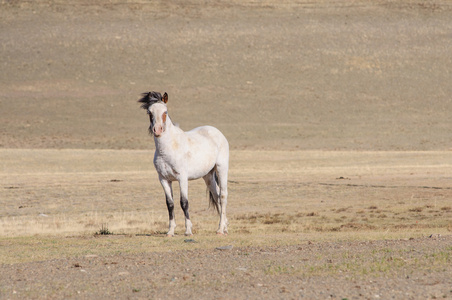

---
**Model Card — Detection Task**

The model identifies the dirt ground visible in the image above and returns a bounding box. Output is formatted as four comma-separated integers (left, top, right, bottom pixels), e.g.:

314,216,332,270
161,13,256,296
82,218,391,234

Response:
0,237,452,299
1,0,452,299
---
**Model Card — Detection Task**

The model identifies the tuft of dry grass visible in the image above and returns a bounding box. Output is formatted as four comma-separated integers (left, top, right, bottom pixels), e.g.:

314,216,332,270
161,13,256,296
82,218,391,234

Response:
409,207,424,212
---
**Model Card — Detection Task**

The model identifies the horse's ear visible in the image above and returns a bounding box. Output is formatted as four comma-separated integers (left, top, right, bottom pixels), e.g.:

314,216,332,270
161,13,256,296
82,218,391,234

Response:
162,92,168,103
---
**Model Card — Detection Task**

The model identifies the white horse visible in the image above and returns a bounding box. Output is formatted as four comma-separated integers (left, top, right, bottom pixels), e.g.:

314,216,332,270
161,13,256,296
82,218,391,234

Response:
139,91,229,236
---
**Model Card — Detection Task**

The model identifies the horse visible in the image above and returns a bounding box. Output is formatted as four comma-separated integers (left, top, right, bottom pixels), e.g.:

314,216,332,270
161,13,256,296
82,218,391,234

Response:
138,91,229,236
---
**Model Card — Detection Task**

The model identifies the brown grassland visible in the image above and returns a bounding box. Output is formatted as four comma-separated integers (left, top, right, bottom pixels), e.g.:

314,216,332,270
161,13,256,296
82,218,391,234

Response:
1,0,452,299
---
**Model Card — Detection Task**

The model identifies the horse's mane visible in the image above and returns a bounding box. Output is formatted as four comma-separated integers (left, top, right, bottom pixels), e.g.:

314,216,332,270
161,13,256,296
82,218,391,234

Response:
138,91,164,110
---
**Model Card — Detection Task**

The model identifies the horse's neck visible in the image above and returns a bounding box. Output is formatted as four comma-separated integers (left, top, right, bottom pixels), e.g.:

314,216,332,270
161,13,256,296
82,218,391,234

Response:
154,121,184,154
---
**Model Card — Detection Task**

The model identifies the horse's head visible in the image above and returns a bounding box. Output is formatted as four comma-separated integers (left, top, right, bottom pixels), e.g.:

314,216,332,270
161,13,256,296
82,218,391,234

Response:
138,91,169,137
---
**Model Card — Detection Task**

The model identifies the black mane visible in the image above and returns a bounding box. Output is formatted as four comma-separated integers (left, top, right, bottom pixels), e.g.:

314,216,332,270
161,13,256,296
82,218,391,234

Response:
138,91,164,110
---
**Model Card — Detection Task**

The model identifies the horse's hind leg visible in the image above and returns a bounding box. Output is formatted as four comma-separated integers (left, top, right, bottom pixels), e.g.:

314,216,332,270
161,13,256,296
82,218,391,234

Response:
215,164,229,235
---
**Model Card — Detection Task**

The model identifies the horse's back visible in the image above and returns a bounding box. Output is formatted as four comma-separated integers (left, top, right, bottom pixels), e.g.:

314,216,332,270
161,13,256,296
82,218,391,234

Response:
188,126,228,149
186,125,229,163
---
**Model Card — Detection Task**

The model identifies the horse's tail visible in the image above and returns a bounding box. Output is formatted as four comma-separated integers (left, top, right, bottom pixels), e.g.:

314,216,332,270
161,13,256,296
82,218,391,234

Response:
208,191,220,214
207,171,220,214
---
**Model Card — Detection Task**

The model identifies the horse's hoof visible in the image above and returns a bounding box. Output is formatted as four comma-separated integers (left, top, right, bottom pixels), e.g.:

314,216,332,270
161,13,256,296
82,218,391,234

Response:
166,234,174,237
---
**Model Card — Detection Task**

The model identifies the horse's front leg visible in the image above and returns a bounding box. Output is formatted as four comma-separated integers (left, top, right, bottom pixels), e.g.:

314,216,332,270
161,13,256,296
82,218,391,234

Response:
160,178,176,237
179,178,193,236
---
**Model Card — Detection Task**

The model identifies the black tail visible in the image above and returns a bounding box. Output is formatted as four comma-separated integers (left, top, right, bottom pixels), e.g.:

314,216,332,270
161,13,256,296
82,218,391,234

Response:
208,172,220,214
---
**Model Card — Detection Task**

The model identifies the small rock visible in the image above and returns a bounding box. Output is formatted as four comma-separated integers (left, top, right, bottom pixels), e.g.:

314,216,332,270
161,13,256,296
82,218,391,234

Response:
118,272,129,276
184,239,197,243
216,245,233,251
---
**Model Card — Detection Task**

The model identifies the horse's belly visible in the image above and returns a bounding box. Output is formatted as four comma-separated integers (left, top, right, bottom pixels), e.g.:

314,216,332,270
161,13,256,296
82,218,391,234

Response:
186,160,215,180
154,155,214,181
185,141,217,180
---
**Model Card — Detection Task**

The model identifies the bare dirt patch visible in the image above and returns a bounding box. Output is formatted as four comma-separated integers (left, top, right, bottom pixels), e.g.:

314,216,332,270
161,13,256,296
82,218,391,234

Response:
0,236,451,299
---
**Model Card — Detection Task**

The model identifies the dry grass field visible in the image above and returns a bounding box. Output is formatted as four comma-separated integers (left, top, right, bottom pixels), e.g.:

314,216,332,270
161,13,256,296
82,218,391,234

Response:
1,0,452,298
1,149,452,241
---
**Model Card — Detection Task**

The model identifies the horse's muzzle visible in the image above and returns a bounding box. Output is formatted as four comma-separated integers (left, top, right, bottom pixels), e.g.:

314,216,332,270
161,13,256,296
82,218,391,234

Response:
153,126,164,137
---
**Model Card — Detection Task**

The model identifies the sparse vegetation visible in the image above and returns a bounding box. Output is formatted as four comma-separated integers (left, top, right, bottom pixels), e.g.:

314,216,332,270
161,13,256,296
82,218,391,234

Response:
95,224,113,236
1,150,451,238
409,207,424,212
